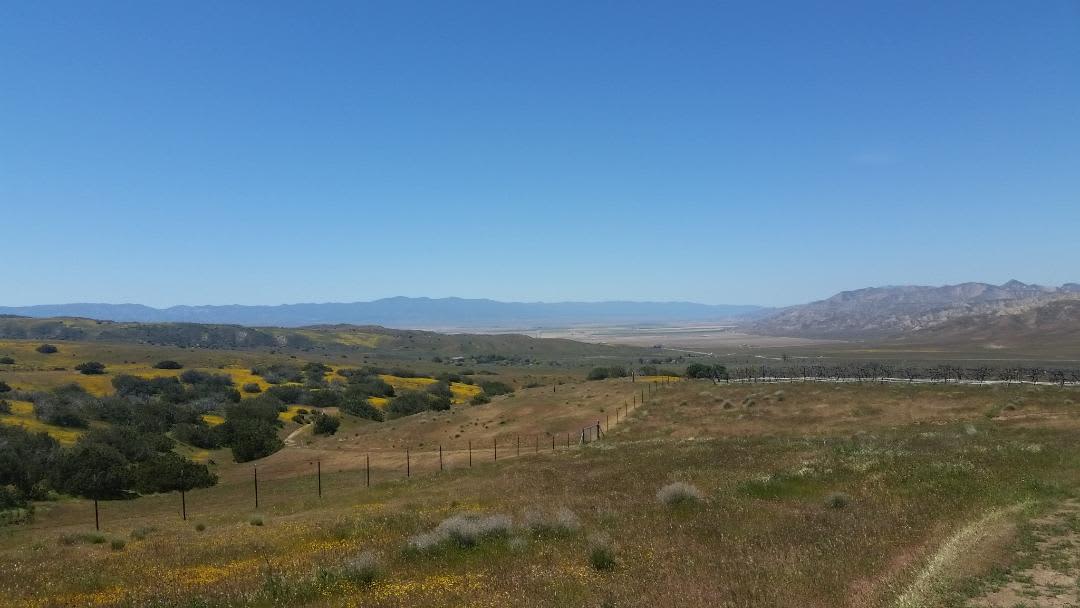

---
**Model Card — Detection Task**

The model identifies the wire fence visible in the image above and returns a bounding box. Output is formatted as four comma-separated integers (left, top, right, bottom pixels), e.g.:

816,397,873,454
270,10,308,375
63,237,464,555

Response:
32,377,682,532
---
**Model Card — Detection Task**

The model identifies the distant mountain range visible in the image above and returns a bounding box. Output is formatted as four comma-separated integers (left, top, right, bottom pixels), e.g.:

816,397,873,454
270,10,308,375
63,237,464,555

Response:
902,297,1080,352
0,297,768,329
749,280,1080,340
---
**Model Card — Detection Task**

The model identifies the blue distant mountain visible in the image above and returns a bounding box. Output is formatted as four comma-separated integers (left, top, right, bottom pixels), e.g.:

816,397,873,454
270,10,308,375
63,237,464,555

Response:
0,297,768,329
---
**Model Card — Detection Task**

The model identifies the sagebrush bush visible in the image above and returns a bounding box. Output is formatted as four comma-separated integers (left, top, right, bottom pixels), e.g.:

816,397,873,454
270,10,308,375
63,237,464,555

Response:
523,507,581,536
657,482,703,506
338,551,380,585
130,526,156,540
824,492,851,509
110,538,126,551
250,515,264,526
407,513,513,552
59,532,106,545
195,522,206,531
587,535,616,571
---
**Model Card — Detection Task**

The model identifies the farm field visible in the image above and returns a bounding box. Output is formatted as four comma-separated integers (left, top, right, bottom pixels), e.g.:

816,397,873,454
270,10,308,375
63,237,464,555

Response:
3,350,1080,607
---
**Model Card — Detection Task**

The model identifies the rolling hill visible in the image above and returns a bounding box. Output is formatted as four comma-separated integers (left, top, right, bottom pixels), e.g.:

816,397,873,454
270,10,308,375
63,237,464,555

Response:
0,316,647,360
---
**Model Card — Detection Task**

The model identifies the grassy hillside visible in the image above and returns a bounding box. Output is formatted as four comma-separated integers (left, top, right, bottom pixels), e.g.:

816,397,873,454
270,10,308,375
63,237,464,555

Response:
0,316,647,362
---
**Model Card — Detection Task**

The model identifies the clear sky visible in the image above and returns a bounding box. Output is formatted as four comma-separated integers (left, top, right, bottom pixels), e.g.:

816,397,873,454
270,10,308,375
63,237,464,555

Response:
2,1,1078,307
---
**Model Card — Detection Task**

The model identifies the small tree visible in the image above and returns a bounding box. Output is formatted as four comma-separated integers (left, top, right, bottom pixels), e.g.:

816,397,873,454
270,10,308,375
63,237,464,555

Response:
312,412,340,436
0,381,11,394
75,361,107,375
152,360,183,370
36,344,59,354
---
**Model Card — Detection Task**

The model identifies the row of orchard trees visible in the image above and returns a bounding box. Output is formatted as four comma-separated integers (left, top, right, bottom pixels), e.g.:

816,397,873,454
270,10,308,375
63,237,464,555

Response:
719,363,1080,386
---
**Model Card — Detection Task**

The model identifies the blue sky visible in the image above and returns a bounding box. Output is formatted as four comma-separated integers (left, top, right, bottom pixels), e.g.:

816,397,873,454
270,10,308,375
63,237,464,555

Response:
2,1,1078,307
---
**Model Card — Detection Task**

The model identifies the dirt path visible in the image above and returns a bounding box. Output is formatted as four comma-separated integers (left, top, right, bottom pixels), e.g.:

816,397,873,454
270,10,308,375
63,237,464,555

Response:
891,505,1023,608
967,499,1080,608
283,423,310,446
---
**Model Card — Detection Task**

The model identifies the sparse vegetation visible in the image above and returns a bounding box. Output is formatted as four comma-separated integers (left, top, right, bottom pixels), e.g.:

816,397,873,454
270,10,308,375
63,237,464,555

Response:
407,513,513,553
656,481,703,506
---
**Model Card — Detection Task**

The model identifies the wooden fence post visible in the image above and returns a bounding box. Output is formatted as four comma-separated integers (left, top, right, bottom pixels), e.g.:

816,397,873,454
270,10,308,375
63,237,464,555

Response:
406,447,411,478
366,454,370,487
180,468,187,521
254,467,259,510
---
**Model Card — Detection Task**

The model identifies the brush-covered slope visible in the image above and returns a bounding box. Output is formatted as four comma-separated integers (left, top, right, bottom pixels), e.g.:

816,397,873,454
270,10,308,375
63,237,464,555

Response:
749,281,1080,339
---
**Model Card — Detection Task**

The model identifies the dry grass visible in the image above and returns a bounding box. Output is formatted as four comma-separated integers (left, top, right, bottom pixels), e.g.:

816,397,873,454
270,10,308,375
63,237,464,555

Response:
3,372,1080,607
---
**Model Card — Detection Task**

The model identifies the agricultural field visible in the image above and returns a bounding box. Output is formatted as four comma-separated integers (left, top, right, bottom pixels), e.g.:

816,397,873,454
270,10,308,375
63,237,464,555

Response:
3,333,1080,608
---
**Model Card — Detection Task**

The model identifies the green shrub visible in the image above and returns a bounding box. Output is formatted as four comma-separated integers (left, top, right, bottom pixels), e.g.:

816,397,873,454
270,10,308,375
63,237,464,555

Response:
152,360,183,370
479,381,513,396
341,398,384,422
110,538,126,551
74,361,107,375
587,536,616,571
312,412,340,436
195,522,206,532
250,515,264,526
242,383,262,394
36,344,58,354
824,492,851,509
0,356,15,365
470,393,491,405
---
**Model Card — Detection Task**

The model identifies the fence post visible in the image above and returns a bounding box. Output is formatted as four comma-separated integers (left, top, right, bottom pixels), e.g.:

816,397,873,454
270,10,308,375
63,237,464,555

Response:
535,434,538,454
406,447,410,478
94,499,99,531
366,454,370,487
439,445,444,471
552,434,555,451
317,460,322,498
494,438,497,461
517,435,520,457
566,433,570,448
180,467,186,521
254,467,259,510
468,440,472,467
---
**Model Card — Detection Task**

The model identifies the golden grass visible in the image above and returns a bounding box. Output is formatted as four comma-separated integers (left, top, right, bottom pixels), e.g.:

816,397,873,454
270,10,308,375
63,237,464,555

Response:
450,382,482,403
278,405,308,423
379,374,436,391
0,400,84,444
368,396,389,408
2,380,1080,607
201,414,225,427
378,375,481,403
